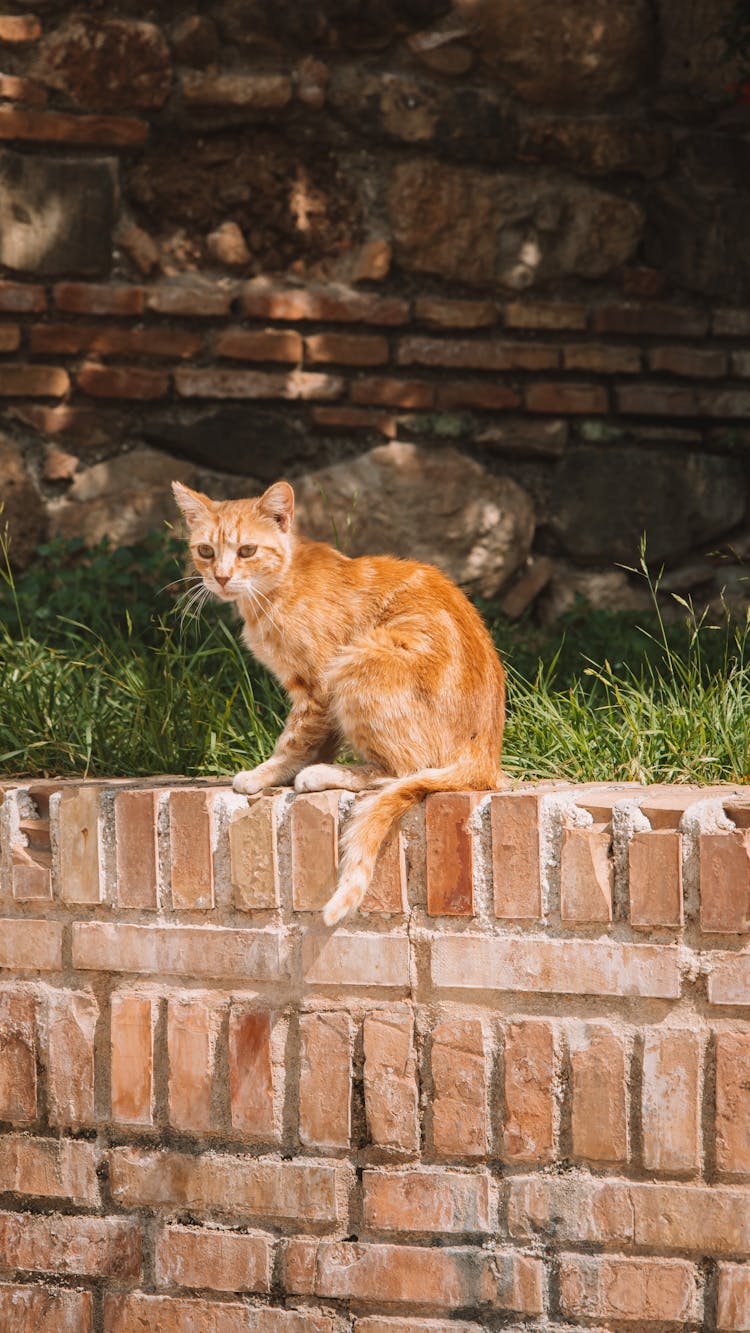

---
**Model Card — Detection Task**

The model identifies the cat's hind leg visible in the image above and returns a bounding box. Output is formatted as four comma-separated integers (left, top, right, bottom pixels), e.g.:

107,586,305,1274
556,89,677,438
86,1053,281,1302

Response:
294,763,385,794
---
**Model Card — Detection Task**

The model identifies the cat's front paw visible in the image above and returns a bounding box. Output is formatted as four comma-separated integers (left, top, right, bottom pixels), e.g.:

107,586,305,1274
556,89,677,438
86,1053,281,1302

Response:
233,768,273,796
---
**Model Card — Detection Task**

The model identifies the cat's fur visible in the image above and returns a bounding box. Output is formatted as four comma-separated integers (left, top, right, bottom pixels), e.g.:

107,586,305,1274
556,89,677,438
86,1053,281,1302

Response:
172,479,506,925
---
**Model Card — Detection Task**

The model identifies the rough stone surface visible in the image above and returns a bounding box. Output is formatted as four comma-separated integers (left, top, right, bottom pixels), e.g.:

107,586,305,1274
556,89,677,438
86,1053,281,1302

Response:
0,151,116,276
48,448,200,546
294,441,535,596
38,17,172,111
0,436,46,570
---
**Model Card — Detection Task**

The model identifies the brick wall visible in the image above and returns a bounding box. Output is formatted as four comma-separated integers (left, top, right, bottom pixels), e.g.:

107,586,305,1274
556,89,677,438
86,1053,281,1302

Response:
2,775,750,1330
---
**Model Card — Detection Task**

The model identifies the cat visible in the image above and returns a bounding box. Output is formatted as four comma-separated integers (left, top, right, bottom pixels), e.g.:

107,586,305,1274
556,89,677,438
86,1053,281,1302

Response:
172,478,506,925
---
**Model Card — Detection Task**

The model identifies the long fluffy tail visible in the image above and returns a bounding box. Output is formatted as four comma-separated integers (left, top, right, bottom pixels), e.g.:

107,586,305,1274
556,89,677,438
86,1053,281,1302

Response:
322,761,481,927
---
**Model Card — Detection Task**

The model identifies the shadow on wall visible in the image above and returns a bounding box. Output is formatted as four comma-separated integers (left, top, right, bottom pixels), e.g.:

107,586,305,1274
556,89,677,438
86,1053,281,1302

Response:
0,149,117,276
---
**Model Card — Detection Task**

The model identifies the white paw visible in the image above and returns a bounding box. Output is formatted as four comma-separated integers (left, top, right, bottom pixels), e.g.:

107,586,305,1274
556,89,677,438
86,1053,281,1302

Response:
233,769,270,796
294,764,340,794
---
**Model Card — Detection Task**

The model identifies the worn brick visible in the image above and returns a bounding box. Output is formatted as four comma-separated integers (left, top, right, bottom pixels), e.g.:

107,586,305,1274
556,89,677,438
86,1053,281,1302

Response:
0,988,37,1121
146,283,235,317
490,791,542,919
504,301,587,331
175,367,343,400
435,381,521,411
701,389,750,418
560,1254,700,1323
710,954,750,1005
700,831,750,932
302,931,409,988
362,828,407,914
629,829,683,927
0,15,42,41
306,332,389,365
732,351,750,377
291,791,339,911
415,296,496,329
286,1239,543,1312
432,934,680,998
642,1028,701,1174
0,1284,93,1333
426,792,480,916
594,303,709,337
72,922,282,980
432,1019,487,1158
616,383,697,415
115,788,159,909
355,1321,482,1333
716,1032,750,1174
182,71,292,108
650,346,727,377
350,377,434,408
299,1011,352,1149
53,282,144,315
229,1006,276,1139
229,795,280,910
155,1224,271,1292
0,1211,140,1278
169,788,214,910
363,1168,491,1234
560,822,613,923
397,337,558,372
526,382,608,414
77,363,170,399
363,1010,419,1151
111,991,155,1127
168,994,224,1133
563,344,641,374
570,1023,628,1163
45,989,98,1128
0,919,63,971
0,323,20,351
109,1148,338,1223
30,323,201,359
0,280,45,312
503,1019,556,1162
241,282,409,325
11,844,51,899
105,1294,331,1333
0,364,69,396
718,1263,750,1331
0,1134,99,1205
0,106,147,147
57,786,101,903
311,405,397,436
216,327,302,362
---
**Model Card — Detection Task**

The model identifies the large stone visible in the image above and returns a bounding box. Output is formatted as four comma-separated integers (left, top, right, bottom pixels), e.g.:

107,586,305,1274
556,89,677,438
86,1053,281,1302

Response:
293,441,535,596
0,150,116,276
388,158,644,289
0,436,47,570
456,0,654,107
551,446,746,565
48,449,200,547
38,16,172,110
645,182,750,301
143,407,311,480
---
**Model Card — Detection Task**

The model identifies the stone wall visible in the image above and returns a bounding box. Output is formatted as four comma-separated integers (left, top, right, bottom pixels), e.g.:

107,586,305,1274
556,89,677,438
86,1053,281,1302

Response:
1,2,750,615
3,774,750,1328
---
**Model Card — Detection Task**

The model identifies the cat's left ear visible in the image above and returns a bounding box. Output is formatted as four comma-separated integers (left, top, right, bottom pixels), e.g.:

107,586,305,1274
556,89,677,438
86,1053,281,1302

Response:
172,481,214,527
259,481,294,533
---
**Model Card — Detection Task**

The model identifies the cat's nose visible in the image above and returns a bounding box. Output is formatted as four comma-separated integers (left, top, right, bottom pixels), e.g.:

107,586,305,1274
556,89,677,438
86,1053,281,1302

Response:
215,574,231,588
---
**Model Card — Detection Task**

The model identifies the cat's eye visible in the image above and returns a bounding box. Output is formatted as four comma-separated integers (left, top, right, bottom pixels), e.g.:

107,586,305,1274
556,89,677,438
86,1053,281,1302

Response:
196,543,214,559
238,544,257,558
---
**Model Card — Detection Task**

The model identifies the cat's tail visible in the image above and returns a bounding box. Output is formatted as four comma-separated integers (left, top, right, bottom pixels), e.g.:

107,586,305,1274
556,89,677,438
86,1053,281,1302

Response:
322,760,485,927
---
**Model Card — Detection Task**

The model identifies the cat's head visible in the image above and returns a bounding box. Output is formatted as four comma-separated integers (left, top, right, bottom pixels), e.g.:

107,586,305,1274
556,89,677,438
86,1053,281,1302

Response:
171,480,294,602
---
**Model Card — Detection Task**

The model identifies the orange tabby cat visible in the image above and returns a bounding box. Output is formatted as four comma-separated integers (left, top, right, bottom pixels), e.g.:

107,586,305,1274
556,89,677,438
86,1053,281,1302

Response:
172,479,505,924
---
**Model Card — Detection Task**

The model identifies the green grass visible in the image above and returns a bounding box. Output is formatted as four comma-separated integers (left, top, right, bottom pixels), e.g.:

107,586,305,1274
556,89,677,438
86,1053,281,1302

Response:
0,532,748,785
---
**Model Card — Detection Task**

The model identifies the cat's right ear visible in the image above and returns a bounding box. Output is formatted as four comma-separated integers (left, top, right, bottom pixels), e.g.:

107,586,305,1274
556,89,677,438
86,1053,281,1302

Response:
171,481,214,527
259,480,294,533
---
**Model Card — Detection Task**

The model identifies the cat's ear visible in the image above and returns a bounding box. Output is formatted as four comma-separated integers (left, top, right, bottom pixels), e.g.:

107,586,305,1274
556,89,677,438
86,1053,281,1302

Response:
259,481,294,533
172,481,214,527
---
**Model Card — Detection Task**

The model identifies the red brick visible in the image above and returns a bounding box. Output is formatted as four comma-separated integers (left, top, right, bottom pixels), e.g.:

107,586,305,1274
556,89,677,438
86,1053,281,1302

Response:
594,303,709,337
526,382,608,414
311,405,397,436
290,791,339,910
415,296,496,329
229,1006,276,1139
362,827,407,914
45,989,98,1128
362,1167,491,1233
716,1032,750,1174
53,283,144,315
563,344,641,374
0,1284,92,1333
355,1322,482,1333
617,382,697,415
570,1023,628,1164
11,844,51,899
629,829,683,927
105,1294,331,1333
0,1134,98,1205
718,1263,750,1331
216,327,302,362
0,281,45,312
77,363,170,399
559,1254,700,1323
504,301,587,331
168,994,224,1133
0,73,47,104
490,791,542,919
0,106,147,146
560,822,613,923
0,1211,140,1278
299,1011,352,1149
286,1239,543,1312
0,988,36,1122
432,934,681,998
709,954,750,1005
73,921,282,979
700,389,750,418
115,788,159,909
397,337,559,372
351,377,434,408
169,788,214,910
701,831,750,932
241,281,409,325
182,70,292,108
425,792,480,916
111,991,155,1126
435,381,521,410
147,283,235,317
642,1029,701,1174
30,323,201,359
229,795,280,909
57,786,101,903
363,1009,419,1151
0,16,41,41
0,364,68,396
306,332,389,365
0,919,63,970
503,1019,556,1162
650,345,727,377
432,1019,487,1158
109,1147,338,1223
175,367,342,400
155,1224,271,1292
0,323,19,351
